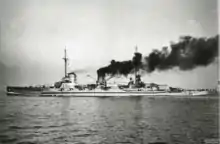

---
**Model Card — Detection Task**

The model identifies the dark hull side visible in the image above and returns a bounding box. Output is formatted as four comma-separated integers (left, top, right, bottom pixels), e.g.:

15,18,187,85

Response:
6,86,47,96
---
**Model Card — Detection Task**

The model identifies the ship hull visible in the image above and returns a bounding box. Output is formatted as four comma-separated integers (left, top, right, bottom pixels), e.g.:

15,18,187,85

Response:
40,91,170,97
6,88,189,97
190,91,218,96
7,91,216,97
7,91,42,97
7,87,216,97
6,86,45,97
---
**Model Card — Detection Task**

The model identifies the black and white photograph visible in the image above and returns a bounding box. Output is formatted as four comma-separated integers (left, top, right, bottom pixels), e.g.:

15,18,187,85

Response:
0,0,219,144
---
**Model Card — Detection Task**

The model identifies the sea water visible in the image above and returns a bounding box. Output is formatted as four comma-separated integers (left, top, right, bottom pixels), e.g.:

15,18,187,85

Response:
0,94,219,144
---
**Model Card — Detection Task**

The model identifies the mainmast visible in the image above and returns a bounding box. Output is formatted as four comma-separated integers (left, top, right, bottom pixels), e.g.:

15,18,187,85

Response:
134,45,138,77
134,45,141,86
63,47,68,77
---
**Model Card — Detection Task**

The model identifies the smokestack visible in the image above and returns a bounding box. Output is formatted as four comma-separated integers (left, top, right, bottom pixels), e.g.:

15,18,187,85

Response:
68,72,77,83
97,50,142,82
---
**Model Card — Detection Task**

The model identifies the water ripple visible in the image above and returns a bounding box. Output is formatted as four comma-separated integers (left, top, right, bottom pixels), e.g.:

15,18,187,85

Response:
0,95,218,144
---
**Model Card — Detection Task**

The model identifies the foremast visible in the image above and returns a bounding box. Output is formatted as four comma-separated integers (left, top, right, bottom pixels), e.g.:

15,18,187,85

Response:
63,47,68,78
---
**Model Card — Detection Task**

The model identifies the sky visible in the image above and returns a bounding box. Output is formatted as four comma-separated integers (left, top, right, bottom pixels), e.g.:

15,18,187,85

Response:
0,0,219,89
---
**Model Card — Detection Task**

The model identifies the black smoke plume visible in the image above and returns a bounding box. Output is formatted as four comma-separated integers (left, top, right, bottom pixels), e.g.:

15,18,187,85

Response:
97,35,218,79
97,52,142,79
145,35,218,72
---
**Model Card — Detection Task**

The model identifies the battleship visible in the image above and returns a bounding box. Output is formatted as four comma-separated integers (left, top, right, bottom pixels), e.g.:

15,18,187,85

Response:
6,48,217,97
